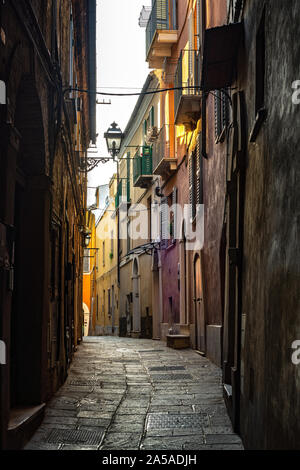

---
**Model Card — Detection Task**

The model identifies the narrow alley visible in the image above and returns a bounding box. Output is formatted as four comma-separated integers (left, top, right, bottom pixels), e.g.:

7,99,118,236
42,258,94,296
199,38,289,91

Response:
25,338,243,451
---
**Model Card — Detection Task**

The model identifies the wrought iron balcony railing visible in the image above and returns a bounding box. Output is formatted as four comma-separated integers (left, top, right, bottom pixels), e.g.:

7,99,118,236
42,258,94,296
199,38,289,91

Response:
133,146,153,188
152,125,177,177
146,0,178,65
174,49,202,129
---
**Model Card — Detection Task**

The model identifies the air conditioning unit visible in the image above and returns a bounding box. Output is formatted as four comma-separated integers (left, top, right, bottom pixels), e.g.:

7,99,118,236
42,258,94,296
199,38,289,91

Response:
146,126,159,143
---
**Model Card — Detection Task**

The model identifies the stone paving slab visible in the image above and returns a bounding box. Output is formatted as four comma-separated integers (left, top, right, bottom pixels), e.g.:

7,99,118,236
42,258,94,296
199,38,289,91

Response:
25,337,244,451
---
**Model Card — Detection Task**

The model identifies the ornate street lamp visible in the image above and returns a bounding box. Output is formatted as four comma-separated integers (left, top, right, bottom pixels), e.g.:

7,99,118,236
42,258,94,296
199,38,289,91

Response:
104,122,124,160
104,122,124,289
80,227,92,248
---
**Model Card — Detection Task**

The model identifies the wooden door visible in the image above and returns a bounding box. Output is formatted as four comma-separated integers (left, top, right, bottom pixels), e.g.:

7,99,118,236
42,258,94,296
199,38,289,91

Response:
223,91,246,433
194,254,205,353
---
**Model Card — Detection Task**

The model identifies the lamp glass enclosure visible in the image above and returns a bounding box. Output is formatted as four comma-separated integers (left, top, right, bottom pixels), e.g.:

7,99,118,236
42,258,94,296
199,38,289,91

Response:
104,122,123,156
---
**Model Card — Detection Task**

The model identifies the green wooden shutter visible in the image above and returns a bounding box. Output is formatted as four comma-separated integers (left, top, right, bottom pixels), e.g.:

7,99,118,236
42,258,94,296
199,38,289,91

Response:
156,0,168,29
126,152,131,203
150,106,155,127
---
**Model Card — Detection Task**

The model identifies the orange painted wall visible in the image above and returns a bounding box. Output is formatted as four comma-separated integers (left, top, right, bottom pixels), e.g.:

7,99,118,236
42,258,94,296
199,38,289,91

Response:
83,273,91,312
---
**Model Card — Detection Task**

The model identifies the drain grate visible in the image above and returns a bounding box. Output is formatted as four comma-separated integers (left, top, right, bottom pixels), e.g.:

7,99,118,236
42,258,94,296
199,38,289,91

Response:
149,366,186,372
147,413,208,430
47,429,104,445
150,374,193,381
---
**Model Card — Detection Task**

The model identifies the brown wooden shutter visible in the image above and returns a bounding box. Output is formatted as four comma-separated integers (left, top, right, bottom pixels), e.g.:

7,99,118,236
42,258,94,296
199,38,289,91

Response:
172,186,178,240
160,196,168,248
196,133,203,205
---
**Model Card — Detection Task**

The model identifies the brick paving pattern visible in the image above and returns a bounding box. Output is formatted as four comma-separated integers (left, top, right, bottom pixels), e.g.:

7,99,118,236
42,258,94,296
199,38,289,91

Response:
25,337,244,450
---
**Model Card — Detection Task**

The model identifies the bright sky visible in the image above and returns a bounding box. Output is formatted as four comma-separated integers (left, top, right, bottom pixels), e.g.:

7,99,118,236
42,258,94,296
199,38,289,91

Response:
87,0,150,207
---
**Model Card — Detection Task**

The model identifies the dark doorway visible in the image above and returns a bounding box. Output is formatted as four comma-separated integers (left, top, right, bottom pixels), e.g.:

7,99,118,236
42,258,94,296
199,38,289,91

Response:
194,254,205,353
10,182,24,408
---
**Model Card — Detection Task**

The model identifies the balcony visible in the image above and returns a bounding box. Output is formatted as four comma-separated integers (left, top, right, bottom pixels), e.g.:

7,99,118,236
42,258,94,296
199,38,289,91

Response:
133,147,153,189
174,50,202,130
152,125,177,177
146,0,178,69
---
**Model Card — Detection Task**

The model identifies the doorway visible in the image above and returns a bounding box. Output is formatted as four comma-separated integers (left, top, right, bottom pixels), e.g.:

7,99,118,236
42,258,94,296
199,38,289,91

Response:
132,258,140,333
194,254,205,353
10,182,24,408
111,285,115,334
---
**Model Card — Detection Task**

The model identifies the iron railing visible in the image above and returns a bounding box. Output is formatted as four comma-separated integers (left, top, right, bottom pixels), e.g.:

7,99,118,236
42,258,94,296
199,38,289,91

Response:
133,147,153,185
152,125,171,171
146,0,177,58
174,49,201,116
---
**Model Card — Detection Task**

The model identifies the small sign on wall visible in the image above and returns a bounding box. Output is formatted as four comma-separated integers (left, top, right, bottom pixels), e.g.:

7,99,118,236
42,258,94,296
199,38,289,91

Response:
0,80,6,105
0,340,6,365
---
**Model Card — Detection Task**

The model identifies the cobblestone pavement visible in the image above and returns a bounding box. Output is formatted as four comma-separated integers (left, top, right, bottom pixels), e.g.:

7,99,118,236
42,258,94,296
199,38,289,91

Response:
25,337,244,451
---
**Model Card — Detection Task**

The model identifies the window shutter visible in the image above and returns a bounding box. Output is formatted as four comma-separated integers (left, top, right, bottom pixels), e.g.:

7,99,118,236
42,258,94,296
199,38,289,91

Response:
156,0,168,28
150,106,155,127
189,153,197,221
143,119,147,136
160,197,168,248
222,90,230,130
214,90,222,138
196,134,203,205
172,187,178,240
126,152,131,203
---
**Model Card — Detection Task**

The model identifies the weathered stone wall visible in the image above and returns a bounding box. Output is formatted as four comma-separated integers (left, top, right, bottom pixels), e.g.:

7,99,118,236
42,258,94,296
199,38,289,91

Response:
239,0,300,449
0,0,90,449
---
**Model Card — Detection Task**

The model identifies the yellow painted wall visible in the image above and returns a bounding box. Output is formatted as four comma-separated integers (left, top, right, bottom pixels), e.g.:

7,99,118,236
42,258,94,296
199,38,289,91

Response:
95,176,119,335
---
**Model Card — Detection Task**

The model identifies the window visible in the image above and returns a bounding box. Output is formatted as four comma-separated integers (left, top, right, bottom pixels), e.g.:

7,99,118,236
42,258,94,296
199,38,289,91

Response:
214,90,230,142
143,106,155,143
160,197,169,249
126,152,131,203
83,249,90,273
255,8,266,115
168,188,177,245
102,241,105,267
110,231,114,257
189,151,197,221
189,134,203,221
108,289,111,316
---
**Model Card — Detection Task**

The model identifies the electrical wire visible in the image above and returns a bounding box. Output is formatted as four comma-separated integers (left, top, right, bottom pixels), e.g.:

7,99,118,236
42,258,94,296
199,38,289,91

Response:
65,86,205,97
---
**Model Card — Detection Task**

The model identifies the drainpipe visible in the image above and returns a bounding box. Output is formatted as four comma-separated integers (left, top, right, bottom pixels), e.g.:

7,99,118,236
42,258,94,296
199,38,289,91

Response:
117,159,120,288
201,0,207,159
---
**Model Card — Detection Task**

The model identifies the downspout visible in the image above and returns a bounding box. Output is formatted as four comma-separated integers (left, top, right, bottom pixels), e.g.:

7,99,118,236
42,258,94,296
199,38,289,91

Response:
201,0,207,159
117,160,120,288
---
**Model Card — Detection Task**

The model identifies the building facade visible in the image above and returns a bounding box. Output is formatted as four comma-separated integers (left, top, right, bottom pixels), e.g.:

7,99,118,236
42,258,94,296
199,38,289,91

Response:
117,73,162,340
138,0,300,449
0,0,96,449
95,177,119,336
